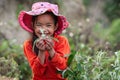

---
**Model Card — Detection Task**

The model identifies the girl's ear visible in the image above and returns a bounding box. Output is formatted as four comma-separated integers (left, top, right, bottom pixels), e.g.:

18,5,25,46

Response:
54,23,58,31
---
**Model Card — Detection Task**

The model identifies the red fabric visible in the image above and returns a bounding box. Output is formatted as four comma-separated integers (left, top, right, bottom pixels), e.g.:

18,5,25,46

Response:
23,35,70,80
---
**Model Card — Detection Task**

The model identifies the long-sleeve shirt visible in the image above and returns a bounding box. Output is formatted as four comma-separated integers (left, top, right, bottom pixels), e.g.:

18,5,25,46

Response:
23,35,70,80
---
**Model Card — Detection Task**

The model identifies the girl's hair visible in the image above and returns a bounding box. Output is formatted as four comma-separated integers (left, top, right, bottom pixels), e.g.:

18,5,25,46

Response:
32,11,58,55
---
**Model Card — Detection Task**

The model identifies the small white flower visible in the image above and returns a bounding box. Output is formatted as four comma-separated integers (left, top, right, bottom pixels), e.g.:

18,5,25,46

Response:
69,32,74,37
115,52,118,55
62,30,66,34
0,21,3,26
78,22,82,26
80,43,85,48
0,21,7,26
86,18,90,22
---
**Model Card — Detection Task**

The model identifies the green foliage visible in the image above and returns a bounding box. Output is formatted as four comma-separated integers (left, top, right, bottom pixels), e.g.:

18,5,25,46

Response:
67,50,76,66
62,18,120,79
93,22,106,38
106,19,120,47
62,43,120,80
0,40,8,53
16,4,24,18
103,0,120,21
0,57,19,79
82,0,91,7
0,40,31,80
47,0,63,8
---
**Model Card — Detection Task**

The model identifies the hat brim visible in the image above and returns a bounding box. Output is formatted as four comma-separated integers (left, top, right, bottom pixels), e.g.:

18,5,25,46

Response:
18,11,69,35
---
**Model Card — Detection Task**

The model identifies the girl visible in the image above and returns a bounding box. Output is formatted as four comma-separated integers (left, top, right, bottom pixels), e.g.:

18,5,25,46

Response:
18,2,70,80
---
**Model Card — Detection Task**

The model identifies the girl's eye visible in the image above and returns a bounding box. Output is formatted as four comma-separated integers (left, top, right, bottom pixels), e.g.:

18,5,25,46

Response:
47,25,52,27
35,24,42,27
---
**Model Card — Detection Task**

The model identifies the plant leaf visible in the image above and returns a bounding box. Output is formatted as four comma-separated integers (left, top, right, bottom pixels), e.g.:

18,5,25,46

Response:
67,50,77,66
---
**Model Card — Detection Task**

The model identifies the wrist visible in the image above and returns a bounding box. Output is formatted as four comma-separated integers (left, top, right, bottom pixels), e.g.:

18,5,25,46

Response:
38,50,45,64
49,49,55,58
38,50,45,56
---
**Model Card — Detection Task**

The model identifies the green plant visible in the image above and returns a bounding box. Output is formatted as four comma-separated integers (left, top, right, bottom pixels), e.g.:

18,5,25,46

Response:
0,40,32,80
103,0,120,21
60,43,91,80
82,0,91,7
106,19,120,49
16,4,24,18
0,57,20,79
61,42,120,80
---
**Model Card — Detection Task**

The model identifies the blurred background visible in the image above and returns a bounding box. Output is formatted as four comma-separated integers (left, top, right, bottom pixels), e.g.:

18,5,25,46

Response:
0,0,120,80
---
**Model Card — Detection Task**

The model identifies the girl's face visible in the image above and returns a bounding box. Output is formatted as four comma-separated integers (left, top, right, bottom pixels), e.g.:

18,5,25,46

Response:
34,14,57,38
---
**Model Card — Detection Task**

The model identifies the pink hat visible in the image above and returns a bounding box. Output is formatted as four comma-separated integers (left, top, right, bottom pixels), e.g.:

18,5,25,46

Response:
18,2,69,35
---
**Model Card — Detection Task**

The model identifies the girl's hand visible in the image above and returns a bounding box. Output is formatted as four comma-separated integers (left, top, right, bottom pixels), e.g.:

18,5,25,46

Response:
45,37,54,50
36,38,46,52
36,36,55,58
45,37,55,58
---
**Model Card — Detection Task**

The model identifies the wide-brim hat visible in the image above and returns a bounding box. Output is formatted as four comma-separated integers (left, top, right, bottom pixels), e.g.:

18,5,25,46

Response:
18,2,69,35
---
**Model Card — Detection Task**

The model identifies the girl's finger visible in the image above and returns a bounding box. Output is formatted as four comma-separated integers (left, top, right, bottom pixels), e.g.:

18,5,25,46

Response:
45,44,51,50
45,39,54,46
37,42,46,51
40,44,46,50
36,40,46,49
45,41,53,47
36,40,43,47
45,41,54,50
46,37,53,42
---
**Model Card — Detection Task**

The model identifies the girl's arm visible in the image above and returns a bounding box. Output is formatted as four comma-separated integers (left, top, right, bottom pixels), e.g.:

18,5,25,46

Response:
49,36,70,70
23,40,47,75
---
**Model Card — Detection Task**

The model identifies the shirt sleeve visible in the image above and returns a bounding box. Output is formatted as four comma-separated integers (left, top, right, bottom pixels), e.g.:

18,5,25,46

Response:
23,40,47,75
50,36,70,70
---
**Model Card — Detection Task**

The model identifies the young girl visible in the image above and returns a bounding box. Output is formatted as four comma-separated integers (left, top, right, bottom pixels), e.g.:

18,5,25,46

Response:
18,2,70,80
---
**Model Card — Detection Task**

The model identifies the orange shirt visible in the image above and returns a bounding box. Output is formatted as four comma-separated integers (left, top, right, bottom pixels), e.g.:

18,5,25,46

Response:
23,35,70,80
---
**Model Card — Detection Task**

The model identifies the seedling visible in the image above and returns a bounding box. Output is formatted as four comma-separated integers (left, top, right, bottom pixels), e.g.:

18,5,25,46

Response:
40,28,46,39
